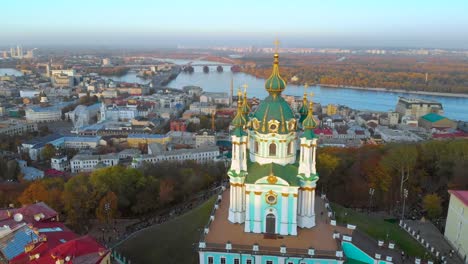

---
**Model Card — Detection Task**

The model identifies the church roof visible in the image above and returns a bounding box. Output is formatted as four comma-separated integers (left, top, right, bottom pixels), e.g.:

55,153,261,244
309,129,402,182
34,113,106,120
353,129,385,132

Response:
231,91,247,136
252,95,295,134
245,160,300,186
251,52,296,134
301,100,319,139
264,53,286,94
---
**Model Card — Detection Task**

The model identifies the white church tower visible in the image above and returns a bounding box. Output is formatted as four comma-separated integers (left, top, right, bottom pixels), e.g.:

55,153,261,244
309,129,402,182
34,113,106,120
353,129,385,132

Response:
228,91,248,223
297,99,319,228
226,51,320,236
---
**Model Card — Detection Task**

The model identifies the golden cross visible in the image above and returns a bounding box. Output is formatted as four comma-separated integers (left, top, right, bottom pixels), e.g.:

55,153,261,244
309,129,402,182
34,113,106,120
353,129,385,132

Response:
274,39,280,53
242,83,248,93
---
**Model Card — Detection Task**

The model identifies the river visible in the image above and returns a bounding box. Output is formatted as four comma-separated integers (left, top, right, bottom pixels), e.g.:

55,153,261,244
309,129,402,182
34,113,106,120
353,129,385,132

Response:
0,68,23,76
160,59,468,121
2,63,467,121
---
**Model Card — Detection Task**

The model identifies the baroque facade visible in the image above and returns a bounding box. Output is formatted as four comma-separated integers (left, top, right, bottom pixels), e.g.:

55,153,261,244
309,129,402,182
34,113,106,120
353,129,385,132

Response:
227,52,319,235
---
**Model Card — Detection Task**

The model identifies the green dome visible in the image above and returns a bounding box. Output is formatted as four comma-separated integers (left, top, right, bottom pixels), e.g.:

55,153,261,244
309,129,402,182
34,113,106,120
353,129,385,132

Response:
298,93,308,123
302,101,318,139
252,95,295,134
232,92,247,131
265,53,286,94
232,109,247,128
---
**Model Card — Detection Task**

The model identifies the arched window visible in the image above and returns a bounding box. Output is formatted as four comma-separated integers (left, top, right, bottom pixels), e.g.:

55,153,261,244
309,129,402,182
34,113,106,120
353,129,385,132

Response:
269,143,276,156
287,141,293,155
254,141,259,153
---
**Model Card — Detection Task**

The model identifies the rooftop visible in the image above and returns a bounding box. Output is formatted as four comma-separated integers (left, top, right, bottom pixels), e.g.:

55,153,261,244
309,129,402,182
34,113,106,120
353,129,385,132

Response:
449,190,468,207
127,133,168,139
203,189,351,256
398,96,441,105
71,153,118,161
421,112,446,123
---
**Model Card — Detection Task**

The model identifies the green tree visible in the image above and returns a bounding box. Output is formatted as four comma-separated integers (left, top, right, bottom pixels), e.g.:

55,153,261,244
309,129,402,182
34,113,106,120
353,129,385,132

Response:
63,174,96,232
41,144,56,160
381,144,418,200
423,194,442,219
317,152,340,193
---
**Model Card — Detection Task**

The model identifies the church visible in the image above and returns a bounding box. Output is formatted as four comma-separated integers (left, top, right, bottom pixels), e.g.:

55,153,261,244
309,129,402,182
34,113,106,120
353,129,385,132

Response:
227,51,319,235
197,50,398,264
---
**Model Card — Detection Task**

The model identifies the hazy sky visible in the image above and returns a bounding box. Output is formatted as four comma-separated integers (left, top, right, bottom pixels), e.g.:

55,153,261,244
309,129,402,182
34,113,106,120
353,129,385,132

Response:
2,0,468,48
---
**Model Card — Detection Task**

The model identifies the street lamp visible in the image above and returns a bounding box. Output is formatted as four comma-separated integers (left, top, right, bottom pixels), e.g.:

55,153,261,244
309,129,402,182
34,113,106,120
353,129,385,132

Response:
368,188,375,213
401,189,408,220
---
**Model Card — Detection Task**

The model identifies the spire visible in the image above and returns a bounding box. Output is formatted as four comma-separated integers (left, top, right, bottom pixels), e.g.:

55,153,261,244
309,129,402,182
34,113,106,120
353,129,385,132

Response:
302,93,318,139
264,40,286,95
241,84,250,116
298,83,309,120
231,89,247,135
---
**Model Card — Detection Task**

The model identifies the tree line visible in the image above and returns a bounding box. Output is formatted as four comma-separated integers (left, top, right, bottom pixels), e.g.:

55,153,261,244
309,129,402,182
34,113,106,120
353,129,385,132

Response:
241,54,468,94
317,139,468,220
9,160,225,233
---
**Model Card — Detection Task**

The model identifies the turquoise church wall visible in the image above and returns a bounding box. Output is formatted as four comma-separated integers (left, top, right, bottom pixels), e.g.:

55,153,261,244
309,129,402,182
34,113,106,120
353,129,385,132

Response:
342,242,373,264
201,252,343,264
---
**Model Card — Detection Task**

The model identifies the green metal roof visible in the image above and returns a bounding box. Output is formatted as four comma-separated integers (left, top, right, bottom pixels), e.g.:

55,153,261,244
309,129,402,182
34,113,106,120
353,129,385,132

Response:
302,129,318,140
244,156,300,186
421,112,446,123
252,95,295,134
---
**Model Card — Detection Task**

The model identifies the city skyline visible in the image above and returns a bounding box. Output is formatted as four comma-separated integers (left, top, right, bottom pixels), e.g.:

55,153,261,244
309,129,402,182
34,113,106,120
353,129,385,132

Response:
2,0,468,49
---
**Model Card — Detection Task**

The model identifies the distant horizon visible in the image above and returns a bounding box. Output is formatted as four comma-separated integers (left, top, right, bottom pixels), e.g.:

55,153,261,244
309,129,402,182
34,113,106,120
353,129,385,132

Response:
1,41,468,52
2,0,468,49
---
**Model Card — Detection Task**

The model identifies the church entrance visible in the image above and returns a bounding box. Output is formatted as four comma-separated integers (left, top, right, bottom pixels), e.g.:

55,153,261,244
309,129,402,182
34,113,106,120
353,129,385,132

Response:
266,213,276,234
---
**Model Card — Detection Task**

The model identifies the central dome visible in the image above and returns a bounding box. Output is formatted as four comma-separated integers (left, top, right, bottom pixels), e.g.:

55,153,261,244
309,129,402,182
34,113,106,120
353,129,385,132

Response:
252,95,295,134
251,52,296,134
264,53,286,94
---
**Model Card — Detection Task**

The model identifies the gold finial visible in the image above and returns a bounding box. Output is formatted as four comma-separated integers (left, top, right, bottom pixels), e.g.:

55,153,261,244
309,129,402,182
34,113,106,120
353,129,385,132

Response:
308,92,314,112
274,39,280,53
242,83,248,93
237,89,242,106
303,83,309,99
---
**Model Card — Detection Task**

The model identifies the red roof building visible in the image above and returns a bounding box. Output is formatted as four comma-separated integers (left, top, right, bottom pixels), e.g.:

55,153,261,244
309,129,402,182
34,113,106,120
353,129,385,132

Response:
0,203,109,264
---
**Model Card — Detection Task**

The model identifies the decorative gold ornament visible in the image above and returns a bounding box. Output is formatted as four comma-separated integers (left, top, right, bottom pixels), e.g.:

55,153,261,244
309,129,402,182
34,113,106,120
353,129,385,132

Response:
252,118,260,130
268,119,280,133
267,174,278,184
265,190,278,205
287,119,296,131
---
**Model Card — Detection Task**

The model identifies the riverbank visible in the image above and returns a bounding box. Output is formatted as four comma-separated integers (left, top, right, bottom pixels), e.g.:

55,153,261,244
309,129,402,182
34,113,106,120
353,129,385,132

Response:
319,84,468,99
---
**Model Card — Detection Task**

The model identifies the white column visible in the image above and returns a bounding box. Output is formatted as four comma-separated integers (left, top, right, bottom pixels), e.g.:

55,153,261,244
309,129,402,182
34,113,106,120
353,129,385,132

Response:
312,144,317,174
253,192,261,233
281,194,289,235
242,185,245,211
291,195,298,235
230,186,234,208
199,251,205,264
311,189,316,216
245,192,251,220
297,191,302,215
235,186,239,211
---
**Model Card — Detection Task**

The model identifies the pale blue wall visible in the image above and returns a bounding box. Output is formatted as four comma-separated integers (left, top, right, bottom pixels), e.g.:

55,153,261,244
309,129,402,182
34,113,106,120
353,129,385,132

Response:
341,242,373,264
201,252,341,264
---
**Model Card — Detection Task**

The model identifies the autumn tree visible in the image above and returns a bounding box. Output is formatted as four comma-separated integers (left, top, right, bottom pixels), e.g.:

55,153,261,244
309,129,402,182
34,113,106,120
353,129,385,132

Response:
96,191,119,223
423,194,443,219
18,181,48,205
381,144,418,200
